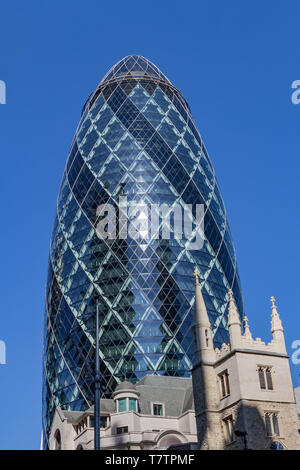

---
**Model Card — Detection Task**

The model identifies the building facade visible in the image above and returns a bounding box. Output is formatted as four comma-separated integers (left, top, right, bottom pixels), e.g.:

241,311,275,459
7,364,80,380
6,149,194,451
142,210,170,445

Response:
295,387,300,415
192,271,300,450
43,55,244,446
48,376,197,450
47,282,300,450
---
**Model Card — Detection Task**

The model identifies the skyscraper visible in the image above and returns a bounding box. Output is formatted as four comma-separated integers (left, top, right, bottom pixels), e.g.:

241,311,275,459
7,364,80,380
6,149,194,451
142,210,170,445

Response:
43,55,244,446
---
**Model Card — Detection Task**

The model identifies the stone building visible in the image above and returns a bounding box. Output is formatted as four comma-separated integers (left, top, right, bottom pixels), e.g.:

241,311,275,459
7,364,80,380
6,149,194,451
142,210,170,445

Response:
48,375,198,450
192,268,300,450
47,271,300,450
295,387,300,415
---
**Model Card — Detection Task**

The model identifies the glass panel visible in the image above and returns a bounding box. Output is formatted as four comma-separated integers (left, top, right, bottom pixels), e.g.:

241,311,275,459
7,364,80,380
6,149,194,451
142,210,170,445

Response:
118,398,127,412
153,404,163,416
272,414,279,436
220,375,226,397
116,426,128,435
266,368,273,390
265,414,272,436
129,398,137,411
43,56,245,444
258,368,266,389
225,373,230,396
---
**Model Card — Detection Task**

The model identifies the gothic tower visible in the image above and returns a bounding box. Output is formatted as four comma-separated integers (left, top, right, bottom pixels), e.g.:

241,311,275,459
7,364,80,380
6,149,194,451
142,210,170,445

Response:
192,276,300,450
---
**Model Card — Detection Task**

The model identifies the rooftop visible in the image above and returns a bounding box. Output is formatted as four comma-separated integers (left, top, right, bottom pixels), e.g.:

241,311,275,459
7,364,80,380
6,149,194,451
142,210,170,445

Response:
60,375,194,422
100,55,170,85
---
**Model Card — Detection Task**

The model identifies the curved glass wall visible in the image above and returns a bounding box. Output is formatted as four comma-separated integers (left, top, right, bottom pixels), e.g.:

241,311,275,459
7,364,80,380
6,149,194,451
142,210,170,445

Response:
42,55,244,446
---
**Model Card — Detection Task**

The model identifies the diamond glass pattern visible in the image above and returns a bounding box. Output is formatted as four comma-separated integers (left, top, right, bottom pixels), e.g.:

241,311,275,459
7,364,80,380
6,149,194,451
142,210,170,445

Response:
42,55,244,446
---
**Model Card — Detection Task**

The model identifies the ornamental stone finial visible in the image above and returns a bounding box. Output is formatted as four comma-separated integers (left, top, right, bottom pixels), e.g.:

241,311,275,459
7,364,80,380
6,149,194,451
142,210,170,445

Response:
194,268,200,285
228,289,241,326
270,295,283,333
243,315,252,340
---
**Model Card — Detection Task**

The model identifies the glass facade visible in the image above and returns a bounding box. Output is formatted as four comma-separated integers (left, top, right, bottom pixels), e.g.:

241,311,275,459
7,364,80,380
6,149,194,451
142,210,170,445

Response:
42,55,244,446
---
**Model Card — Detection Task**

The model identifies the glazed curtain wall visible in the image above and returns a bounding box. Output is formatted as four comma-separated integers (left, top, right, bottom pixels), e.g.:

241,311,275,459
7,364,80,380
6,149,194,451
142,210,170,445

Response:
42,56,244,446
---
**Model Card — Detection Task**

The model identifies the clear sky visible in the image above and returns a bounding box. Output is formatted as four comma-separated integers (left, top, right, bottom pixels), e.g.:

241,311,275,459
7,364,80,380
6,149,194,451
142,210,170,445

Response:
0,0,300,450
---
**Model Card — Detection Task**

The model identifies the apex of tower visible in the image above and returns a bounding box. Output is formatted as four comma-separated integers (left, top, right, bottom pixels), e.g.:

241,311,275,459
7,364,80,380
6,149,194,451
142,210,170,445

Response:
227,289,241,327
100,55,171,85
243,315,253,340
227,289,242,349
270,296,283,333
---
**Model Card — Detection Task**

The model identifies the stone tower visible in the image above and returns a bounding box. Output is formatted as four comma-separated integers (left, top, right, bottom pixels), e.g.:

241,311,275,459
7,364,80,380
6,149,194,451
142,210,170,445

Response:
192,272,300,450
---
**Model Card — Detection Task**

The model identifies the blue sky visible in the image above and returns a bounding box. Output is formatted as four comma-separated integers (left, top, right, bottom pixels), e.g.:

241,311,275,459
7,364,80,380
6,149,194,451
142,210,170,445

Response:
0,0,300,450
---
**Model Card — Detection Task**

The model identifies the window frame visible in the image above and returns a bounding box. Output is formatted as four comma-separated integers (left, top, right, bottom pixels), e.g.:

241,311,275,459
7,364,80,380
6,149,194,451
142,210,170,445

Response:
218,370,230,399
116,426,129,435
264,412,280,437
222,415,234,445
117,397,127,412
152,402,165,416
258,366,274,391
128,397,137,412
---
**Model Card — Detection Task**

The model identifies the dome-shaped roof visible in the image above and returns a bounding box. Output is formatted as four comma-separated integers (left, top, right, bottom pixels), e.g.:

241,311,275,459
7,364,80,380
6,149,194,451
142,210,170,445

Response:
115,380,137,391
100,55,170,85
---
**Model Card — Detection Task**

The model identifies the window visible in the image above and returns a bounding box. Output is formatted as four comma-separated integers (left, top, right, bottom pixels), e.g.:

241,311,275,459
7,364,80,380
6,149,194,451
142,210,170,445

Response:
75,417,88,434
265,413,272,435
258,367,273,390
258,367,266,389
89,416,108,428
218,370,230,398
54,429,61,450
129,398,137,411
266,369,273,390
117,398,127,412
100,416,107,428
272,415,280,436
223,416,234,444
264,413,280,437
153,403,163,416
116,426,128,435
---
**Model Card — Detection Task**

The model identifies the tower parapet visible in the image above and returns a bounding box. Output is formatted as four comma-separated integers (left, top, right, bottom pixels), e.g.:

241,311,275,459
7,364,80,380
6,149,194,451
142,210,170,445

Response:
192,278,300,450
215,296,287,356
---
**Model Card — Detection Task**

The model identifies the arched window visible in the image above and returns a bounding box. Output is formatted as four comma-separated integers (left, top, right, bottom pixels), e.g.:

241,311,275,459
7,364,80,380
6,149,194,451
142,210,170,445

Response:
258,366,273,390
76,444,83,450
258,367,266,389
272,414,279,436
265,414,272,436
264,412,280,437
266,368,273,390
54,429,61,450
